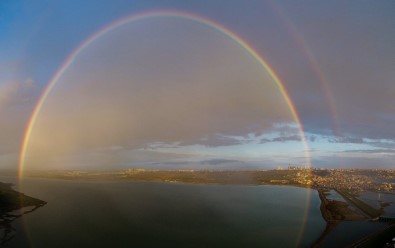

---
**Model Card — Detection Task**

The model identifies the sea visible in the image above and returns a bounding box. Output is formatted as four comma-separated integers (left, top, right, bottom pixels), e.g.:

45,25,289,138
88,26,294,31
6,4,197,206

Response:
0,176,326,247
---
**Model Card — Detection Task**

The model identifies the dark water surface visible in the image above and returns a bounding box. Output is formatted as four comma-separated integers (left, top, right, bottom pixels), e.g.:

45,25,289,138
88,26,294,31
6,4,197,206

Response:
1,177,326,247
319,221,387,248
358,191,395,216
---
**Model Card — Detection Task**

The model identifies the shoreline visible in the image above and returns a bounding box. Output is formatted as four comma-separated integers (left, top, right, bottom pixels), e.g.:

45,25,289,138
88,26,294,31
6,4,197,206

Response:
311,189,341,247
0,182,47,245
11,175,389,247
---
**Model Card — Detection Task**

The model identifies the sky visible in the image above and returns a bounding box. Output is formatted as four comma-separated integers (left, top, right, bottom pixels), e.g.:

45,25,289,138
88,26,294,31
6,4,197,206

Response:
1,0,394,170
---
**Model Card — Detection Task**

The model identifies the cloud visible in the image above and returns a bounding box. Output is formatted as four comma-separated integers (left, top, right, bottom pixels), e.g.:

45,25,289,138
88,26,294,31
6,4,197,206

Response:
23,20,296,170
260,138,272,144
259,134,305,143
271,135,301,142
259,124,307,143
180,134,245,147
0,78,35,110
312,155,395,169
328,136,364,144
340,149,395,154
309,135,317,142
364,139,395,149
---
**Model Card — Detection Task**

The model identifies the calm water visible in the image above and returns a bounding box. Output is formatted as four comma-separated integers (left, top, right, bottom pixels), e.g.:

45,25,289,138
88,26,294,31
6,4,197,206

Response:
319,221,387,248
326,190,346,202
1,177,326,247
358,191,395,216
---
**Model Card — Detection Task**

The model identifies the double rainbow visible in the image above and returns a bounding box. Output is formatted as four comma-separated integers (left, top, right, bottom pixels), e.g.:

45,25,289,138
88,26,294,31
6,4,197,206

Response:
19,10,311,177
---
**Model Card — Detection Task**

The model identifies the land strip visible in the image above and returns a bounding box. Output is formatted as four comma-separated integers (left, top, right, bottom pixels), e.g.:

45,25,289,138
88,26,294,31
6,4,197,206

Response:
0,182,47,244
336,189,382,218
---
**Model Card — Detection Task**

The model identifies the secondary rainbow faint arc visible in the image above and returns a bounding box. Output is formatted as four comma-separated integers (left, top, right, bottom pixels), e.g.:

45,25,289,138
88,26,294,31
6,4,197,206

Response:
18,10,311,177
268,1,341,137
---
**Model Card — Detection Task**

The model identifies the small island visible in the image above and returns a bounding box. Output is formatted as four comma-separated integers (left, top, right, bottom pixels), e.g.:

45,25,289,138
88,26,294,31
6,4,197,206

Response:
0,182,46,244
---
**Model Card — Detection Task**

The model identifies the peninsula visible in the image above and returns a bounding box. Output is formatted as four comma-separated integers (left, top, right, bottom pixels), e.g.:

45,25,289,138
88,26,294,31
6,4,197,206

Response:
0,182,46,244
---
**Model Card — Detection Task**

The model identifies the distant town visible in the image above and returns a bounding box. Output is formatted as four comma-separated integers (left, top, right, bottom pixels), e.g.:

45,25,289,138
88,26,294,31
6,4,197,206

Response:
22,167,395,194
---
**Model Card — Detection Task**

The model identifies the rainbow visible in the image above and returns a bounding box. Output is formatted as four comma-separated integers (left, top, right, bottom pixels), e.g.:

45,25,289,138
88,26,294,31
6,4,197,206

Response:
18,10,311,177
262,5,325,244
268,1,341,136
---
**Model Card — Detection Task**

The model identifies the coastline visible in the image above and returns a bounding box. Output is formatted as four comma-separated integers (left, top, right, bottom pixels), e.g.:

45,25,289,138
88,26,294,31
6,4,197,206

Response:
19,175,329,246
0,181,47,245
311,189,341,247
15,174,386,247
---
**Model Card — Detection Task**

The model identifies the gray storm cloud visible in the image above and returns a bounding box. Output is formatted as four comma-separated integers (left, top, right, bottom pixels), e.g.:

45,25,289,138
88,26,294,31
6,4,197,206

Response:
24,18,296,169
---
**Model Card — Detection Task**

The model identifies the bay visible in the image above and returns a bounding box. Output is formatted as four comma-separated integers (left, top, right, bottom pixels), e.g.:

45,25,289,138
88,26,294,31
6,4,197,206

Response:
1,177,325,247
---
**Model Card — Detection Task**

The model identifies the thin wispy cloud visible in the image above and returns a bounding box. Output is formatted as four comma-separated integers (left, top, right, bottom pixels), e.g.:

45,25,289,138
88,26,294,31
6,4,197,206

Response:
328,136,364,144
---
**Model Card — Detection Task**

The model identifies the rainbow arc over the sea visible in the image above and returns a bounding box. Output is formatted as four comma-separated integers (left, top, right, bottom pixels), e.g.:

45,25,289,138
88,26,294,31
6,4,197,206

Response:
18,10,311,176
18,10,313,247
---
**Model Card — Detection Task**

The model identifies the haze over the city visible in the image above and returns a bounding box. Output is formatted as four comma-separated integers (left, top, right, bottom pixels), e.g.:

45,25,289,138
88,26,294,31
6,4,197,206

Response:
1,0,394,170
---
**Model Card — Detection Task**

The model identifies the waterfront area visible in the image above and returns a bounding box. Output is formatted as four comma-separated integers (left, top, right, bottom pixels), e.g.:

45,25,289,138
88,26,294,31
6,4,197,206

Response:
14,168,395,246
20,168,395,226
22,167,395,194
